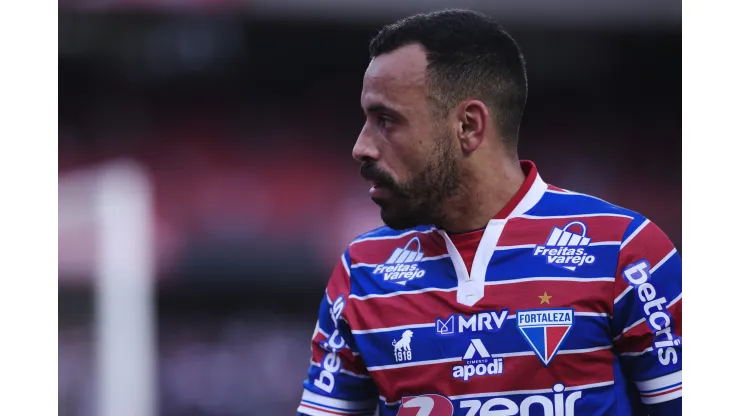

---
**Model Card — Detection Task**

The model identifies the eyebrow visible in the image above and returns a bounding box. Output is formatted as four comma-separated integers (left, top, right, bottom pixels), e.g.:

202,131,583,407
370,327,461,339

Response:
364,103,403,117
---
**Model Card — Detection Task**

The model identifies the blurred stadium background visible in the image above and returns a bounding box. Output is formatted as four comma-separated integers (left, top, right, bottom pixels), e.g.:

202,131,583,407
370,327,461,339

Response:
58,1,681,415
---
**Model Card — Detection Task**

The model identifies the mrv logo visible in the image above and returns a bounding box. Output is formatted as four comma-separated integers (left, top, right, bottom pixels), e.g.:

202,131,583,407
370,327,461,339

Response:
314,295,346,394
436,310,509,335
452,339,504,381
517,308,574,367
373,236,426,285
533,221,595,271
622,259,680,366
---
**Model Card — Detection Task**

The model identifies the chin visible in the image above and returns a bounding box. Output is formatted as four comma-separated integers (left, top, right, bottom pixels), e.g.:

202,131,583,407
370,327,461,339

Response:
379,206,426,231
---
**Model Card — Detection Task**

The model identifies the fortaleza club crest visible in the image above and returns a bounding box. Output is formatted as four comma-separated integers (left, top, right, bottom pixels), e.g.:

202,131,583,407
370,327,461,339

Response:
517,308,574,367
533,221,596,271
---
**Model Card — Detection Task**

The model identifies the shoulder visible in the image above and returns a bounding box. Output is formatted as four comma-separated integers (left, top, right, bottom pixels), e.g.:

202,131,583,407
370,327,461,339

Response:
523,185,679,276
345,224,437,263
340,224,440,279
527,185,648,240
333,225,434,297
538,185,642,219
533,185,679,257
350,224,435,242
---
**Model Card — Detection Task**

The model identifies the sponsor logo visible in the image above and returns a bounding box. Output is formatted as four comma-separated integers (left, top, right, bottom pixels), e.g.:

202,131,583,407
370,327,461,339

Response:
452,339,504,381
392,330,414,362
533,221,596,271
622,259,680,366
435,310,509,336
397,394,454,416
517,308,574,367
329,295,345,325
436,315,454,335
459,384,582,416
314,295,346,393
373,237,427,285
397,384,583,416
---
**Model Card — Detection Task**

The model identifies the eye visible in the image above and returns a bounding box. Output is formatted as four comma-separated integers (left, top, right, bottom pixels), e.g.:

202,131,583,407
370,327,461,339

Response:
377,115,394,128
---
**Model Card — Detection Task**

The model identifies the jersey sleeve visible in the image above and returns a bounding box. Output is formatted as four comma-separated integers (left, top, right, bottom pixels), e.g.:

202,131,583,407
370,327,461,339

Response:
297,250,379,416
612,217,682,414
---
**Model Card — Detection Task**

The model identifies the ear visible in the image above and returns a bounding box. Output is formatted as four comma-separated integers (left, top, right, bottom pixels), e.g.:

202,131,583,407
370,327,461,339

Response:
454,100,489,153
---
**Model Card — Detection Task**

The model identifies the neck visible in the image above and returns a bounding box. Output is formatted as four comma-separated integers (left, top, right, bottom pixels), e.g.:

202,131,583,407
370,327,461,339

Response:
437,157,525,233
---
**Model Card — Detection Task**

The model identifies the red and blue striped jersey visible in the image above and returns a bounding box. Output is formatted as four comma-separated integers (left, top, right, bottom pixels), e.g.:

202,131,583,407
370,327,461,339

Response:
297,161,682,416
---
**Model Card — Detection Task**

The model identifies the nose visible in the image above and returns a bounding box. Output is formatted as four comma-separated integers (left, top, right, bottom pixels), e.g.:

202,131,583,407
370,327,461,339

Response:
352,123,380,163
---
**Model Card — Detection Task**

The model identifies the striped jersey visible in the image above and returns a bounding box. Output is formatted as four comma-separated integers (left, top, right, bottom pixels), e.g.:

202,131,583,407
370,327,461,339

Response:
297,161,682,416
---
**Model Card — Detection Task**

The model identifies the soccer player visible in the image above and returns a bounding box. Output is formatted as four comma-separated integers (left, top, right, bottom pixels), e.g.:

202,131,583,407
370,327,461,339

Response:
297,9,681,416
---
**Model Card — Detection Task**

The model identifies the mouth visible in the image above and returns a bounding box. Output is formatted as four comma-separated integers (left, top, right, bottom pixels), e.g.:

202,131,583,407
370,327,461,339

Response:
363,175,388,189
368,181,393,199
360,164,394,198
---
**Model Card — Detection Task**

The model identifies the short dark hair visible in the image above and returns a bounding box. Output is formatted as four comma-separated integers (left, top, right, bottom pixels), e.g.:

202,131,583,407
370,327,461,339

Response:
369,9,528,148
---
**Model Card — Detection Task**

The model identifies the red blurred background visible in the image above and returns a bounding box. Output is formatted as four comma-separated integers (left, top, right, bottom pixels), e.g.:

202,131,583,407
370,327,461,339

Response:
59,3,680,415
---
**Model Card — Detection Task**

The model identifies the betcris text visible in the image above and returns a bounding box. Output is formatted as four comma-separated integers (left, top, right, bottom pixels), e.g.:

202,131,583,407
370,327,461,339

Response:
622,260,680,365
314,295,347,393
373,263,425,283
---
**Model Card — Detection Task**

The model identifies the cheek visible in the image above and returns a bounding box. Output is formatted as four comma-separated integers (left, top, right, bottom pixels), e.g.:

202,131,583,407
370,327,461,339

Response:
385,122,437,179
390,144,429,181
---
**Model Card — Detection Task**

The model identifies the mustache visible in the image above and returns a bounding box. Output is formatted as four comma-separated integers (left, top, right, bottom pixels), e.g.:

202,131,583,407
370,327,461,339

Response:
360,162,396,188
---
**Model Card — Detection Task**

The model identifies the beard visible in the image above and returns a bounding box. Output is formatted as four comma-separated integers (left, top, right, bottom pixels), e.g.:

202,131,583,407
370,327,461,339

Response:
361,132,462,230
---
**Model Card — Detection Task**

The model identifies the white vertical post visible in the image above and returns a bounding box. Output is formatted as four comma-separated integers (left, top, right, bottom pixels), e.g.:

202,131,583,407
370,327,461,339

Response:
94,161,156,416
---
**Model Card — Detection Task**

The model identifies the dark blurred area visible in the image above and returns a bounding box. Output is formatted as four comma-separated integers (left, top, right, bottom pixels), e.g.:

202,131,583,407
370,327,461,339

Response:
59,6,680,415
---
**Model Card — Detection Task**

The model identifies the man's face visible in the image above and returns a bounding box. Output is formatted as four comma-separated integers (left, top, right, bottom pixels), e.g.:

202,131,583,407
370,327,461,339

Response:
353,44,462,230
